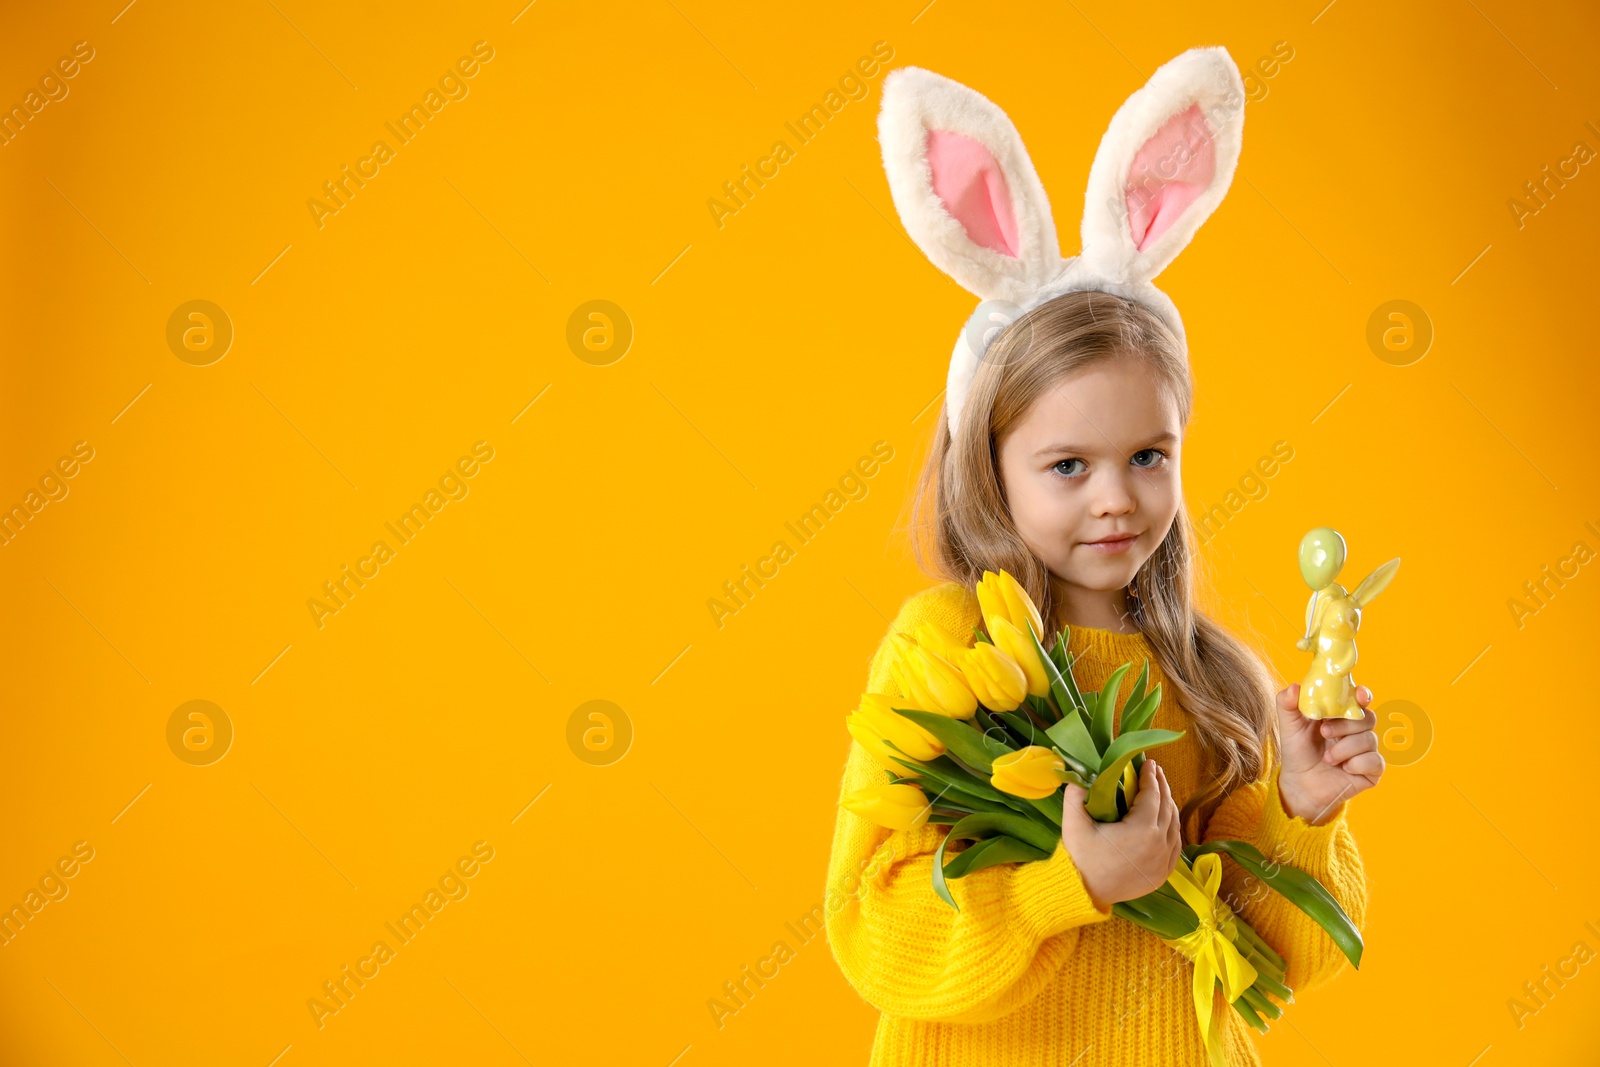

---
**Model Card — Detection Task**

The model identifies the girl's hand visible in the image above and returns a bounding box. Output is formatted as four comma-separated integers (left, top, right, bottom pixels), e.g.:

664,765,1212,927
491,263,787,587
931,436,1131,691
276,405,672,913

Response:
1275,682,1385,825
1061,759,1181,912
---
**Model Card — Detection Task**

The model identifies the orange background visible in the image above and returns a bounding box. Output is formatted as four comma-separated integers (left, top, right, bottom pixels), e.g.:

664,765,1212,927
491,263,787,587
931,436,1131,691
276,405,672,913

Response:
1,0,1597,1063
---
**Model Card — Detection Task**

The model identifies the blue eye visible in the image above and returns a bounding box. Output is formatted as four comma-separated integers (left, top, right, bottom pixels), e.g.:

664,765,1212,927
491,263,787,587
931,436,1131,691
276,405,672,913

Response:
1132,449,1168,469
1052,449,1167,480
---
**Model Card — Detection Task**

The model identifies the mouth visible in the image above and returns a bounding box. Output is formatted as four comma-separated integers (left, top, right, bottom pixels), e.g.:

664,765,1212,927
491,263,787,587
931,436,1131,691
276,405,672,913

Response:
1082,532,1140,553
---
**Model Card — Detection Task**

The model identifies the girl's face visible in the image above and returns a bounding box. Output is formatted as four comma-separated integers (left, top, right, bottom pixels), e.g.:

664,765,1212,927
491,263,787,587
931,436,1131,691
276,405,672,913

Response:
996,356,1183,625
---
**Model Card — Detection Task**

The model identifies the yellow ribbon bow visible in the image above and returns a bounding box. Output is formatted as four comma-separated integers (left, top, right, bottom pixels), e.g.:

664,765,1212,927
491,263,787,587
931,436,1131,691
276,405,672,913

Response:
1159,854,1259,1067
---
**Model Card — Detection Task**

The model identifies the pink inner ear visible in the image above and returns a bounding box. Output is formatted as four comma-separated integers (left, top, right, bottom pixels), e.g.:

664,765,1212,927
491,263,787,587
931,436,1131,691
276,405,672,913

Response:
1125,104,1216,251
926,129,1020,257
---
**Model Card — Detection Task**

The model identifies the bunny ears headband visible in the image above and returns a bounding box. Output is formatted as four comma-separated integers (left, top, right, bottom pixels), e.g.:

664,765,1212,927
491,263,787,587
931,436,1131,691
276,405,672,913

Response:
878,47,1247,438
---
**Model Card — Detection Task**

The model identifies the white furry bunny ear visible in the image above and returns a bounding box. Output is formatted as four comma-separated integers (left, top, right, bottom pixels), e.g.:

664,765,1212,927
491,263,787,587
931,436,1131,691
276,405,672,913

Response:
1076,47,1245,285
877,67,1063,304
876,49,1246,440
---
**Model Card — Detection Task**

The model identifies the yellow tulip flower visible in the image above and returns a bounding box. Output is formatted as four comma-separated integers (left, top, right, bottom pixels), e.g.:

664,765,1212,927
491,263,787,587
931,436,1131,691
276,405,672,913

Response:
990,746,1066,799
988,617,1051,698
889,632,978,719
955,642,1028,712
846,693,945,771
977,569,1046,646
841,783,932,831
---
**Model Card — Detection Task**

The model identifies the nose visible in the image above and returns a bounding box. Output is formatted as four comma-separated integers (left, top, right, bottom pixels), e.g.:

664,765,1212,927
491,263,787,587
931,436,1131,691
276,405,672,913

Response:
1089,468,1138,517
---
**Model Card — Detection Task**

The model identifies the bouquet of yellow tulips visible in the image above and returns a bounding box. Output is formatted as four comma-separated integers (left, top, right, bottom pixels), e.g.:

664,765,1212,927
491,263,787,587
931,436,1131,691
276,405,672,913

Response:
840,570,1362,1064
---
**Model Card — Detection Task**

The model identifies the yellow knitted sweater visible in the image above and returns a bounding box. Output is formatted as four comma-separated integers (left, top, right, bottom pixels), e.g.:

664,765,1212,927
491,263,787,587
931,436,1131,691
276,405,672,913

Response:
825,581,1369,1067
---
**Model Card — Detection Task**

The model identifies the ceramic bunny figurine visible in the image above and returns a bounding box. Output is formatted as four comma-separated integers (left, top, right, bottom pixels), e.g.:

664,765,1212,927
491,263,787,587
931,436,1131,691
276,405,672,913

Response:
877,48,1246,439
1295,528,1401,720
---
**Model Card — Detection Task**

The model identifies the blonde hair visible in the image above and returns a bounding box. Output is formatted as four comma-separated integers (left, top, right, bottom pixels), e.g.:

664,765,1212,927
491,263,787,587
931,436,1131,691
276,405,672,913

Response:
906,290,1277,841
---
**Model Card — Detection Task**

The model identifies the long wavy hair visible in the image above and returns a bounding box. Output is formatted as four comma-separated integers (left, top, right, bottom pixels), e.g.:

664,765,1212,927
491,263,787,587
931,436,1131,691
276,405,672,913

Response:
904,290,1277,841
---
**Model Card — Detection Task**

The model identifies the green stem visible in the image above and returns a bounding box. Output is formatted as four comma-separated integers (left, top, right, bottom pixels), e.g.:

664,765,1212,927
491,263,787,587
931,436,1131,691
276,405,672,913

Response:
1023,694,1058,728
1240,984,1283,1021
1229,990,1268,1034
1234,921,1288,972
1242,957,1293,1002
1113,900,1189,941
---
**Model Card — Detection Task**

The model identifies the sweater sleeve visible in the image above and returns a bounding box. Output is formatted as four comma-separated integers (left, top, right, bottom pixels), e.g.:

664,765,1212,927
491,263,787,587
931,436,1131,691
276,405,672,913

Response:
823,594,1114,1024
1201,762,1369,996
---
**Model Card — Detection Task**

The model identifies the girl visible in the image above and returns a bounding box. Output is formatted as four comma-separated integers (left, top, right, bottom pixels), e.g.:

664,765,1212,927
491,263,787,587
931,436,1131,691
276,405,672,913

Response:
825,51,1382,1067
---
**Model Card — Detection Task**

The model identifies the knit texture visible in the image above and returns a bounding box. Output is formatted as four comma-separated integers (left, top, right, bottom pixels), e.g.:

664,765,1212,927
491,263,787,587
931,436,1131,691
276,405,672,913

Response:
825,581,1369,1066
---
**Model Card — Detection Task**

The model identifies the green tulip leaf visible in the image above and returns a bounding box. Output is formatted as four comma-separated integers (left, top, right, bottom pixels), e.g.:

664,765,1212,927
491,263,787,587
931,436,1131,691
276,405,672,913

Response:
996,710,1044,748
931,813,1032,909
942,834,1052,879
1023,692,1061,727
1121,685,1164,736
1089,662,1132,752
931,825,960,908
1096,728,1185,775
1024,621,1081,721
1112,898,1191,941
1045,708,1100,770
892,708,1000,774
891,757,1006,811
1055,764,1094,792
1048,628,1072,680
1123,659,1150,730
903,757,1055,830
1025,795,1064,827
974,716,1021,762
936,810,1059,855
1086,729,1185,822
1118,884,1201,939
1051,632,1089,714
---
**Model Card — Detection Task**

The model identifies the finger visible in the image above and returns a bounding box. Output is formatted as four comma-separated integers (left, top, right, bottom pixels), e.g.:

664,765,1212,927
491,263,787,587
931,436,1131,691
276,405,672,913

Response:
1152,762,1174,830
1060,784,1100,847
1276,684,1299,712
1342,751,1386,780
1319,711,1374,739
1128,759,1163,825
1326,730,1378,765
1356,685,1373,707
1159,764,1180,822
1061,783,1093,838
